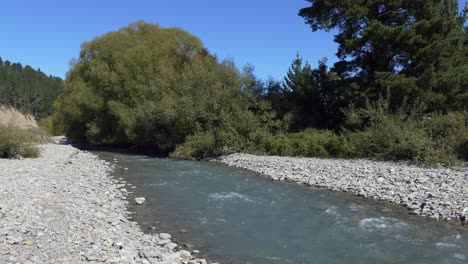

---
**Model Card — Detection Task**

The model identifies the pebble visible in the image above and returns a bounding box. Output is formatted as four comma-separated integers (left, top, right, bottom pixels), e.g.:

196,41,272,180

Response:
0,144,210,264
23,240,34,246
159,233,172,240
135,197,146,205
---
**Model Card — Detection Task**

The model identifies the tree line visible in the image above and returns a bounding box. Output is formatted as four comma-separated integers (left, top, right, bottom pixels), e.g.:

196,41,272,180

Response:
51,0,467,164
263,0,467,131
0,57,63,117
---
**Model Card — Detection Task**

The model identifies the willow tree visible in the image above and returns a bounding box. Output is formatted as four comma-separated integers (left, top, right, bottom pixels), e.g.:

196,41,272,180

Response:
299,0,468,112
55,21,263,153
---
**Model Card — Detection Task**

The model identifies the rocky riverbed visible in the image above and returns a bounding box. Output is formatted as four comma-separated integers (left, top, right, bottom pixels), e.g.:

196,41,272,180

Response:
216,153,468,224
0,144,212,264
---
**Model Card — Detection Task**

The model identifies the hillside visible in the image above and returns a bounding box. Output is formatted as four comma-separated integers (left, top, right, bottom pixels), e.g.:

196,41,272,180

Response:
0,105,38,130
0,57,63,118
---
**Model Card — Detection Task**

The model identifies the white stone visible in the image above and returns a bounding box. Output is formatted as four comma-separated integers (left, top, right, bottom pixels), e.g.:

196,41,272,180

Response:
159,233,172,240
135,197,146,205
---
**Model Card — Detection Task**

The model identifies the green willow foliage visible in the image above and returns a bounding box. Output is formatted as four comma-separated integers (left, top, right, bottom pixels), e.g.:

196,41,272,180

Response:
0,58,63,117
54,22,271,154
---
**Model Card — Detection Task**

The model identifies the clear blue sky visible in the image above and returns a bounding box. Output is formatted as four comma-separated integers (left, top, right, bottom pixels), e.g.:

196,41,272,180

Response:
0,0,338,81
1,1,466,81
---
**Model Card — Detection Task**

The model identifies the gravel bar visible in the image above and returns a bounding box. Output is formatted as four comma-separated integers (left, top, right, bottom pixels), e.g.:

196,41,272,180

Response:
0,144,213,264
216,153,468,224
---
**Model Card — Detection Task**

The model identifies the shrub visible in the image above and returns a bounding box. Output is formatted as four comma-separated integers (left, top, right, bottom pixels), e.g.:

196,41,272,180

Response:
247,129,353,158
457,132,468,160
357,115,435,162
0,125,39,159
246,128,275,155
166,92,467,165
171,131,216,160
343,99,467,165
39,114,64,136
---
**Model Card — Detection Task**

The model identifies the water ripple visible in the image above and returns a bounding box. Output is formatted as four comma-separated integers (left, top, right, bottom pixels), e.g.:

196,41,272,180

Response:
358,217,408,232
208,192,256,203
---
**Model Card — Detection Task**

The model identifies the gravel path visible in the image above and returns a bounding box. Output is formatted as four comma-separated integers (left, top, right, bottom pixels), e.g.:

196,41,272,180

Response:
216,153,468,224
0,144,211,264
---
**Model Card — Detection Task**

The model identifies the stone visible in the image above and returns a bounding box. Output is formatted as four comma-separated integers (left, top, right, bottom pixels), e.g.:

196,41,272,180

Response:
135,197,146,205
95,211,107,219
164,242,178,250
156,239,171,245
0,144,209,264
159,233,171,240
7,236,21,244
142,249,160,258
179,250,191,259
0,143,466,264
114,241,124,249
358,189,367,197
23,240,34,246
215,152,466,225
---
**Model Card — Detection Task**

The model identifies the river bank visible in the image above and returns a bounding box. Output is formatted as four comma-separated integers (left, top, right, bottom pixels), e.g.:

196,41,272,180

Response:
0,144,211,264
215,153,468,224
95,149,468,264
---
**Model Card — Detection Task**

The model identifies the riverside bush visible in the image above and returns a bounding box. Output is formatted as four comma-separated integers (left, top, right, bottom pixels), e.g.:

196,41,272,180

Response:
343,99,467,165
240,129,353,158
171,131,216,160
0,125,39,159
172,111,467,166
263,129,347,158
352,115,435,162
457,132,468,160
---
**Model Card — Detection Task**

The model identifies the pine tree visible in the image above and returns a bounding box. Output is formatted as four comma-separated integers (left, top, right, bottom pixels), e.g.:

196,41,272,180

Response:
282,54,333,129
299,0,468,112
0,57,63,117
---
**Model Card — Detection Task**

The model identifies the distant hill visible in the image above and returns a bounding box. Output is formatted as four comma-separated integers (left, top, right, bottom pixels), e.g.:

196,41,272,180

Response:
0,57,63,118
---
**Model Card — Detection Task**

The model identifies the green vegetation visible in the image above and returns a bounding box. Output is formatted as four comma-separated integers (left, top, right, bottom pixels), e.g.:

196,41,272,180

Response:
343,100,468,165
185,99,466,165
0,125,39,159
0,58,62,159
298,0,467,127
50,0,467,166
53,22,280,154
0,58,63,118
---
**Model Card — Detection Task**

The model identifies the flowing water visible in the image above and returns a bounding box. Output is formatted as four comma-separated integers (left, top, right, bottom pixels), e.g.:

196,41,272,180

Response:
96,151,468,264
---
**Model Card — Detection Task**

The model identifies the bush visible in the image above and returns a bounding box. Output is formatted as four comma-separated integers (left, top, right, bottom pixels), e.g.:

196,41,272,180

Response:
343,99,467,165
171,131,217,160
353,115,436,163
39,115,64,136
0,125,39,159
457,132,468,160
171,109,467,166
165,82,465,166
246,129,353,158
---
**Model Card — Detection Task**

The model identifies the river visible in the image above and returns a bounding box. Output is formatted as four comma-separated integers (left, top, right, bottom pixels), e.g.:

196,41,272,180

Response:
95,151,468,264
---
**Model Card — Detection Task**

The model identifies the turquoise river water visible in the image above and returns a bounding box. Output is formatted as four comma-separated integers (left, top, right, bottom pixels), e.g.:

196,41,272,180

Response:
95,151,468,264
